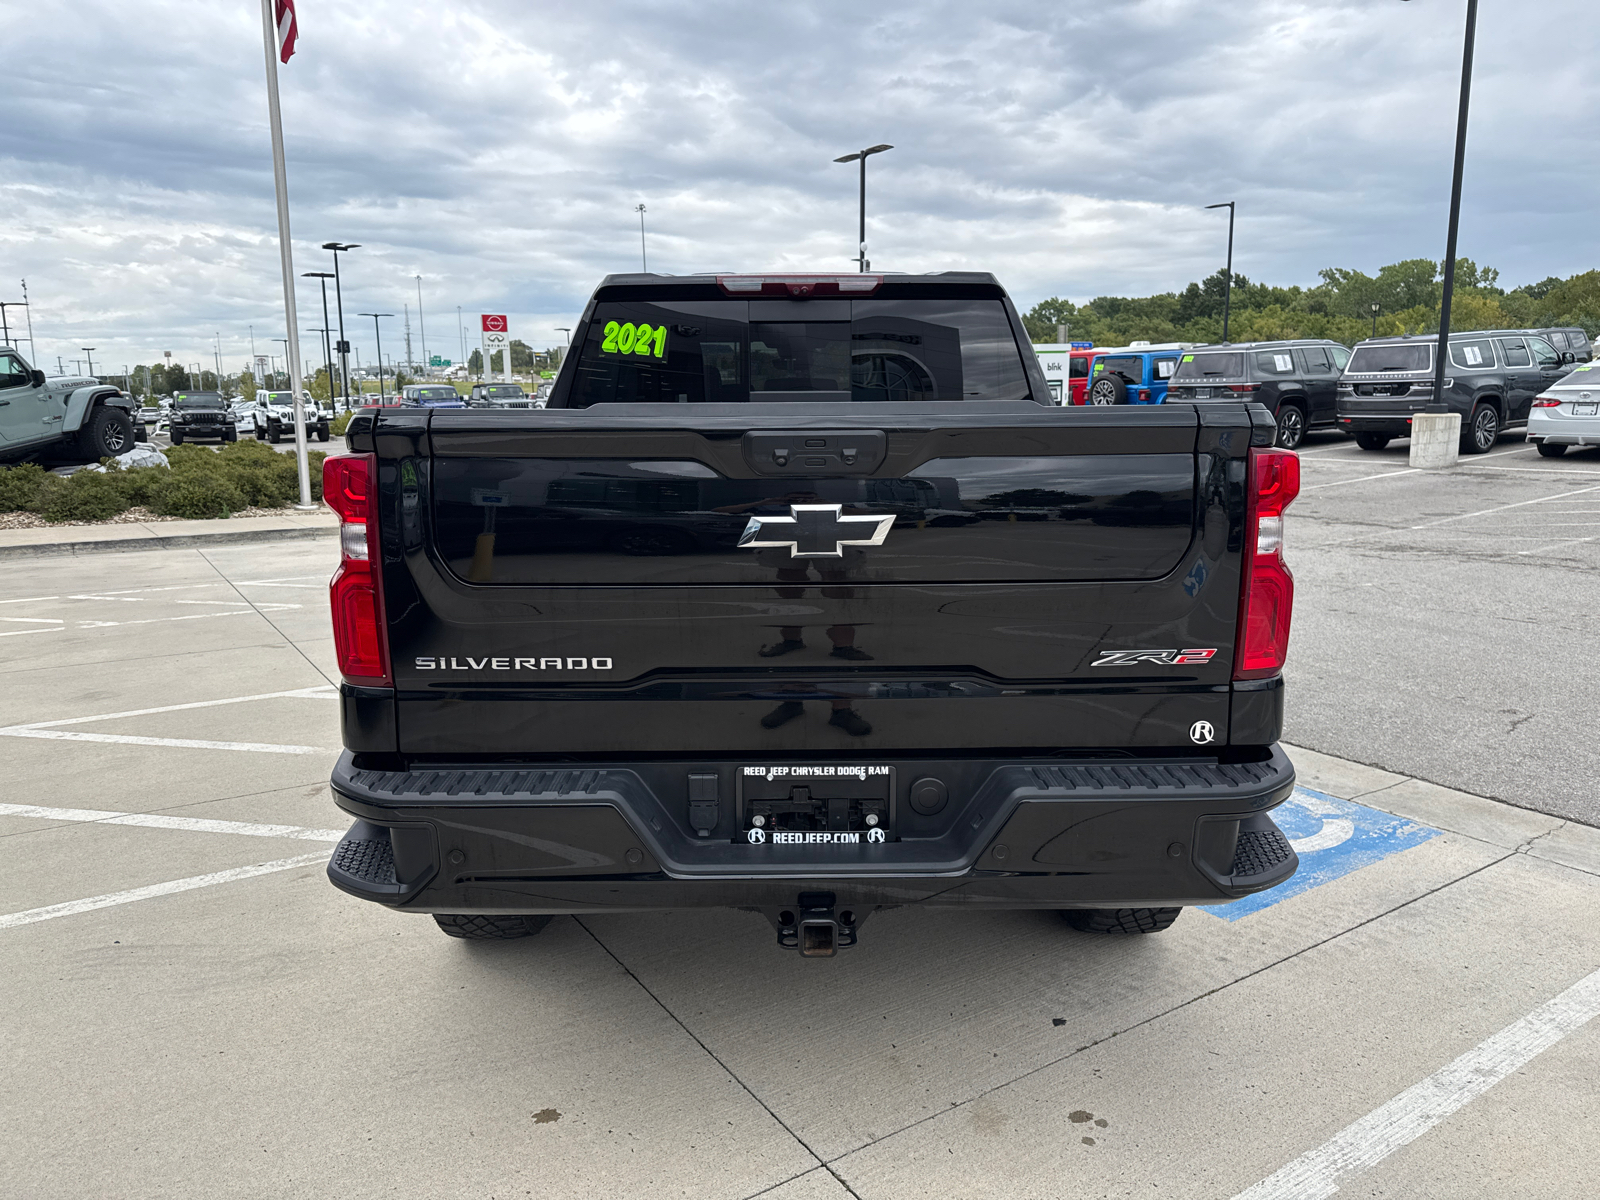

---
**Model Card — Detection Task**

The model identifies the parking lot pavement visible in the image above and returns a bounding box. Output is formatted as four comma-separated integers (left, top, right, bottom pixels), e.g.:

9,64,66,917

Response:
1287,431,1600,827
3,538,1599,1198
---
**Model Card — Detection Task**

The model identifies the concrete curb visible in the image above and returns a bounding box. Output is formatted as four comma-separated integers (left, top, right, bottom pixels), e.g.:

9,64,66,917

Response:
0,521,337,559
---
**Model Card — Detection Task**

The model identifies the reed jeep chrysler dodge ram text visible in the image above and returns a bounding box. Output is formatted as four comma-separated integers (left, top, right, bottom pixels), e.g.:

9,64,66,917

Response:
321,272,1301,956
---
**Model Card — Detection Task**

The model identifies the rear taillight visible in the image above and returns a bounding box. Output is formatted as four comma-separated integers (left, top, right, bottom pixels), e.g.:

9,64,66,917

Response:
324,453,390,686
1234,447,1300,680
1139,388,1150,401
1226,384,1260,394
1532,396,1562,408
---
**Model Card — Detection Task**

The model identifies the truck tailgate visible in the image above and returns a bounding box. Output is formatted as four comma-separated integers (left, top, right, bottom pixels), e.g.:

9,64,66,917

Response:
366,403,1256,755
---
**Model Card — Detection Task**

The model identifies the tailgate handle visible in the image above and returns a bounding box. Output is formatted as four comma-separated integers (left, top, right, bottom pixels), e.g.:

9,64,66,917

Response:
742,430,886,476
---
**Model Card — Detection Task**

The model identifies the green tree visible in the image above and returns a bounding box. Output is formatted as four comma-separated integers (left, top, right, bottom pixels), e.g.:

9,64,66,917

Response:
469,348,483,374
308,368,331,402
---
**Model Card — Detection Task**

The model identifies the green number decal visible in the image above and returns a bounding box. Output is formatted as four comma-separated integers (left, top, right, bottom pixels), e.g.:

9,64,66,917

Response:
652,326,667,358
1182,354,1194,362
615,323,637,354
633,323,654,355
601,321,620,353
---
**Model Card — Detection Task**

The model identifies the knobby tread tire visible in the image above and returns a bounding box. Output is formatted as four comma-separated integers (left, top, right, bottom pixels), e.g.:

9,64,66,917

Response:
1062,907,1182,935
433,913,553,940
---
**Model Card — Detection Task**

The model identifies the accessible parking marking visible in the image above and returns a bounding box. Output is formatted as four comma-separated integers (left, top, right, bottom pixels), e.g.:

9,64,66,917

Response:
1205,787,1439,921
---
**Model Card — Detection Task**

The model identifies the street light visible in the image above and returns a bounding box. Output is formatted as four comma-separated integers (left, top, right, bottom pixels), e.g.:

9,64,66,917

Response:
0,300,27,348
555,327,571,345
635,203,648,272
1402,0,1478,410
1204,201,1236,344
415,275,428,373
833,144,894,272
1370,302,1381,339
322,242,360,407
82,347,97,378
303,272,337,407
272,338,289,390
358,313,393,403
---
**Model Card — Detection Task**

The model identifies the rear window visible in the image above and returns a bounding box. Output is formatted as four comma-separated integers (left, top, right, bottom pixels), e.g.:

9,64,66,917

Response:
1172,352,1245,380
1547,331,1568,349
480,386,524,397
1449,339,1495,369
1069,355,1091,378
1096,356,1144,383
568,296,1030,405
1254,351,1296,376
1348,344,1431,372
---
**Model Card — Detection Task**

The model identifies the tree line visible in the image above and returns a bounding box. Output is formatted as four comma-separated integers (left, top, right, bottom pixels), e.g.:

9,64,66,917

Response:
1022,260,1600,347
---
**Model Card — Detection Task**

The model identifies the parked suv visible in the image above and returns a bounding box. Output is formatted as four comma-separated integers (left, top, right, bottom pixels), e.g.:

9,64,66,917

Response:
0,346,146,462
1085,342,1188,406
467,383,532,407
1527,327,1592,363
1336,332,1566,453
247,391,331,443
397,384,466,409
168,392,238,445
1166,339,1351,450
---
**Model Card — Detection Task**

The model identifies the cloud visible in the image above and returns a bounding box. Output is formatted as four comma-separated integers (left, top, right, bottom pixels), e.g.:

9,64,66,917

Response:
2,0,1597,374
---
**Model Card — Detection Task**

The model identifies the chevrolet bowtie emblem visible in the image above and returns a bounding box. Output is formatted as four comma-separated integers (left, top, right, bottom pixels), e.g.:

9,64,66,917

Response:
738,504,895,558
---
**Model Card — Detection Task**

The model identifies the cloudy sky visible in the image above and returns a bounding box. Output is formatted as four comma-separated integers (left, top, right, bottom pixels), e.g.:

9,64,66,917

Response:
3,0,1596,377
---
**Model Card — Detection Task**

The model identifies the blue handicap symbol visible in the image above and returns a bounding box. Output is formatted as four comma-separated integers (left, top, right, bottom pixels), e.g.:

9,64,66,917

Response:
1203,786,1439,921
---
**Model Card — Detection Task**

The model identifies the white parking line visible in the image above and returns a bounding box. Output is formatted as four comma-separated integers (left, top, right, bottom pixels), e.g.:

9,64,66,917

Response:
1408,482,1600,530
0,852,329,931
11,686,337,730
0,728,333,754
1301,469,1420,491
0,627,64,638
0,596,61,604
1235,962,1600,1200
0,803,344,841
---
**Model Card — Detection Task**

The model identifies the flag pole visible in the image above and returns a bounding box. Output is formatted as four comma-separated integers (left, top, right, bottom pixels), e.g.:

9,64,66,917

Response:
260,0,314,509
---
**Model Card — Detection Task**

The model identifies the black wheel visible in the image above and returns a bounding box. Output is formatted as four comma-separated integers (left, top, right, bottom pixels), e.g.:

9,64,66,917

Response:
268,422,281,444
79,406,134,458
433,914,552,940
223,427,237,443
1062,907,1182,935
1088,376,1127,406
1462,403,1499,454
1274,404,1307,450
1535,441,1567,458
170,429,184,445
255,425,267,440
316,425,330,443
1354,432,1390,451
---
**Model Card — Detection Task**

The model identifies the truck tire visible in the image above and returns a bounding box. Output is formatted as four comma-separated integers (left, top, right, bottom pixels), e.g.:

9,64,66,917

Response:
316,424,330,443
1536,441,1567,458
433,914,553,940
1088,376,1127,406
1354,433,1390,451
1274,403,1307,450
1462,402,1499,454
170,429,184,445
79,406,134,458
223,427,237,443
1062,907,1182,934
268,422,281,445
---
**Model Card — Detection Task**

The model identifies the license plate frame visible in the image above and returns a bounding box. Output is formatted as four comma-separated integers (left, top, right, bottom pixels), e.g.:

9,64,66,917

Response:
737,763,895,845
1572,402,1597,416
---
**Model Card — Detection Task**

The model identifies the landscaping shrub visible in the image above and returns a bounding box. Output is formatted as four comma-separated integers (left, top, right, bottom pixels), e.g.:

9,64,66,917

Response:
37,470,133,523
149,473,248,519
0,463,49,513
108,463,171,507
330,410,353,438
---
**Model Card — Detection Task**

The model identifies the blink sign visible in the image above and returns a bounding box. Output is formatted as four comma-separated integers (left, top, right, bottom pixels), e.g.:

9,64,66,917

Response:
481,314,511,382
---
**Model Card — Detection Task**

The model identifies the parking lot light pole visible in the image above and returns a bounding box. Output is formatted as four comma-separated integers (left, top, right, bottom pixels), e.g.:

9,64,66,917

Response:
1371,303,1381,338
833,144,893,272
303,272,337,405
82,348,97,379
323,242,359,408
359,313,392,403
1403,0,1478,410
1205,201,1236,343
0,300,26,348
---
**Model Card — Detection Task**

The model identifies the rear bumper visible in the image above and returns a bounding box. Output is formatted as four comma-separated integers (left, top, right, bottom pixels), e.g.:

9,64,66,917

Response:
1527,411,1600,444
326,747,1299,914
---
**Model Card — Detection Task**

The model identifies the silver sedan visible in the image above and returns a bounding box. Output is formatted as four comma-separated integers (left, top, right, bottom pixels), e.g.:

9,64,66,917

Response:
1528,361,1600,457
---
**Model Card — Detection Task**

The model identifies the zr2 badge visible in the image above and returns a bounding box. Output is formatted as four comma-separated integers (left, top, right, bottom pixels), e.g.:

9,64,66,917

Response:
1091,648,1217,667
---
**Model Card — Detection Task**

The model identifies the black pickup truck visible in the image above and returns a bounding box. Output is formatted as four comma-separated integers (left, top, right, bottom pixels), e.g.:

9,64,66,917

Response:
322,272,1301,956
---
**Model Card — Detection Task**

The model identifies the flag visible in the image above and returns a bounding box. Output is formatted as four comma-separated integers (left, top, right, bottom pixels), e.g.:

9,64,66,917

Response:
276,0,298,64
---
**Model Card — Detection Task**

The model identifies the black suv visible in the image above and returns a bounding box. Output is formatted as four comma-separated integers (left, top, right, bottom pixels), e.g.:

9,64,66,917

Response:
1336,331,1567,453
1164,339,1350,449
168,392,238,445
1528,327,1592,363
